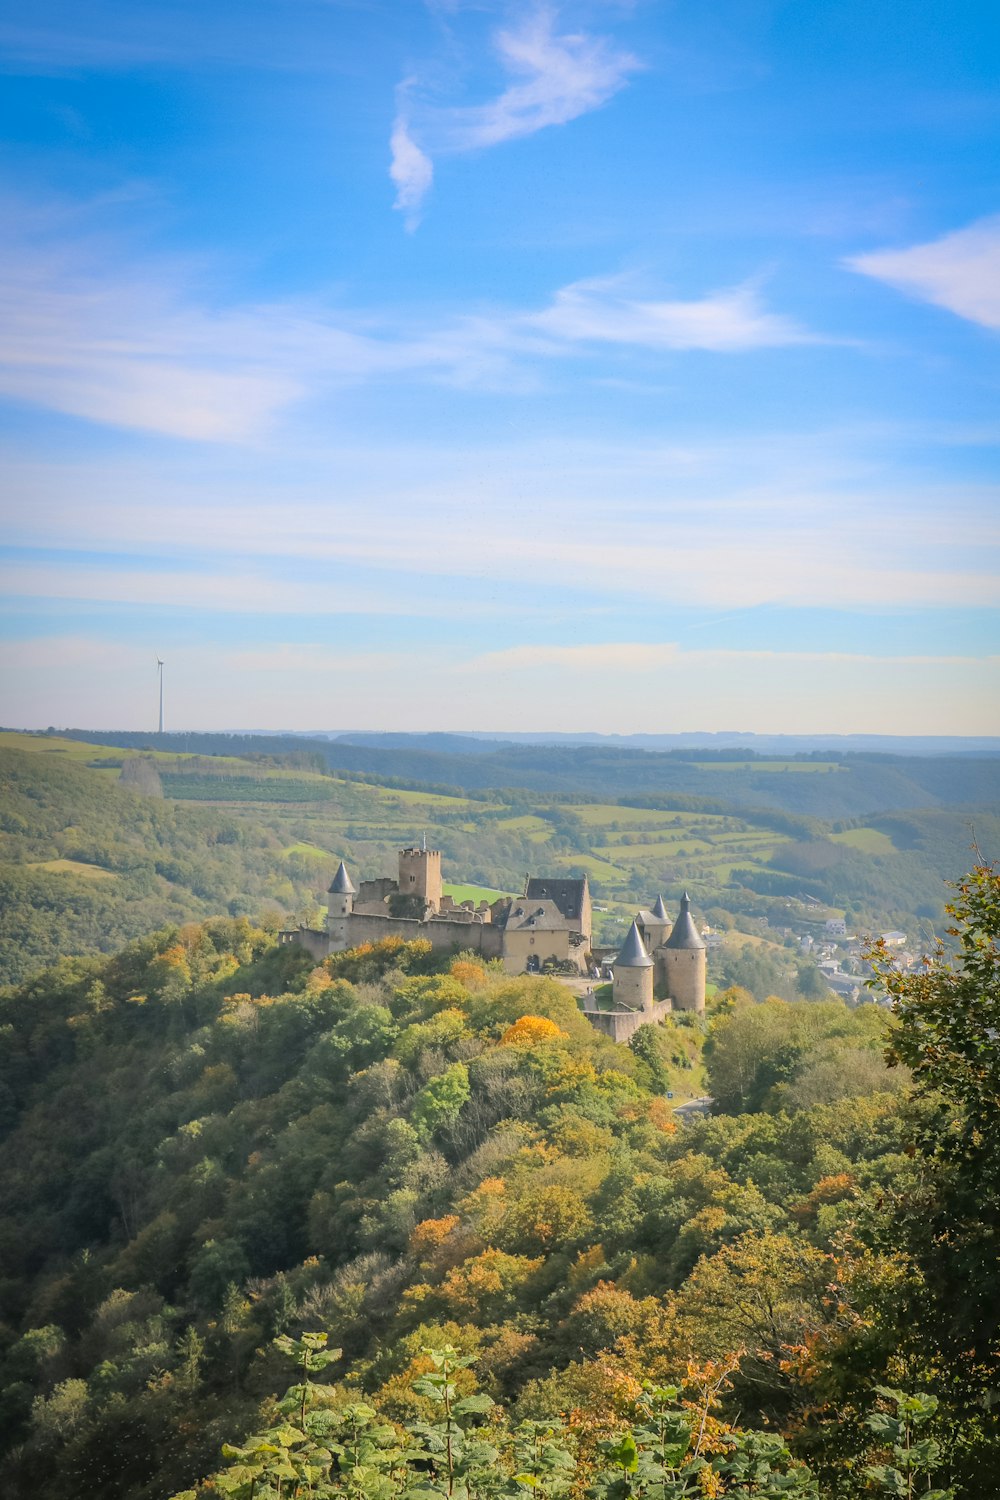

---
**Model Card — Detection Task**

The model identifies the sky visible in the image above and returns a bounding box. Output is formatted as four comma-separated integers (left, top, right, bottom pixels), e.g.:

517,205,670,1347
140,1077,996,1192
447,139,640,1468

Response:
0,0,998,735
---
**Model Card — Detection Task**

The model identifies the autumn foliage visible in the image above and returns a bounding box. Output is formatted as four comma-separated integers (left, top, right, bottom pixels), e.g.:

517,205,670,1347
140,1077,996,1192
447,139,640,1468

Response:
0,875,997,1498
501,1013,568,1045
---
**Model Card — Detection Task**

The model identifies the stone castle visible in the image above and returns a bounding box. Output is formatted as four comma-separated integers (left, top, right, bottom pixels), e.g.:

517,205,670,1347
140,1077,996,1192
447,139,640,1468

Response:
280,844,591,974
281,844,706,1036
585,896,706,1043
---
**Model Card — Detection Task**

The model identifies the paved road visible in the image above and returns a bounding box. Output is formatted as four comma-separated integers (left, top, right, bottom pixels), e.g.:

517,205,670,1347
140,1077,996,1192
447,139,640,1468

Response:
672,1095,714,1119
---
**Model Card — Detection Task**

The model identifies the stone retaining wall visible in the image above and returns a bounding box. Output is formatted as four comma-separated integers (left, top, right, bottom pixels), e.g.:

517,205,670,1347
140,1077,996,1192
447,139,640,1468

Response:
582,996,673,1043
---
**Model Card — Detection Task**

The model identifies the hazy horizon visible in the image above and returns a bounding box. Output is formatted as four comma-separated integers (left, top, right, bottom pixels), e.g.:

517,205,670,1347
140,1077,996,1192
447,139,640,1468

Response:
13,725,1000,756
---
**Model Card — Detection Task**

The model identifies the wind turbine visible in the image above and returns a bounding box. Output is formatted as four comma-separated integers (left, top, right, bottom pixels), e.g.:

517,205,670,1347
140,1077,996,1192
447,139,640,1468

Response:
156,656,164,734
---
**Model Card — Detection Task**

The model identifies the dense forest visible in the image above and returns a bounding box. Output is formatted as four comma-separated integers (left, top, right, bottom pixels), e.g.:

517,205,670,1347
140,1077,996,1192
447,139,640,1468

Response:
0,867,997,1497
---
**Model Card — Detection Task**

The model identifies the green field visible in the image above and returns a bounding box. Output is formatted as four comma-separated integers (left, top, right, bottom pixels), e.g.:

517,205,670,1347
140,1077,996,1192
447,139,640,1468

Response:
692,760,847,773
595,839,717,859
0,732,135,764
27,858,117,880
561,803,730,826
0,732,794,914
554,853,628,880
282,841,331,861
381,786,489,809
831,826,897,854
495,814,552,843
443,881,513,904
161,775,340,802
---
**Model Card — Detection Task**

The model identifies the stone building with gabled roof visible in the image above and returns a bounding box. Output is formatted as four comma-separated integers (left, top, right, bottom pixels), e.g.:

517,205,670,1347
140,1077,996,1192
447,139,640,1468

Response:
524,876,591,927
280,846,592,976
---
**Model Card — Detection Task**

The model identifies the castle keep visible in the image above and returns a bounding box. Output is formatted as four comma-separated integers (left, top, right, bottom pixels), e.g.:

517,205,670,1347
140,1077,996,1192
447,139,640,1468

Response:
282,845,707,1029
281,845,592,975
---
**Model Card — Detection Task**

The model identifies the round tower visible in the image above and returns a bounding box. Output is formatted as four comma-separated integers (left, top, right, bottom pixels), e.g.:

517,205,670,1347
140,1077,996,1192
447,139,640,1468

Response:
660,893,706,1014
613,919,654,1013
326,860,355,952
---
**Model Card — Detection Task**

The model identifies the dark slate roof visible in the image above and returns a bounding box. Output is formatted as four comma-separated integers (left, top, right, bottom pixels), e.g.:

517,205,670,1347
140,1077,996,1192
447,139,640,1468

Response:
502,898,572,932
525,876,588,923
651,893,669,920
328,860,356,895
615,919,653,968
664,892,705,950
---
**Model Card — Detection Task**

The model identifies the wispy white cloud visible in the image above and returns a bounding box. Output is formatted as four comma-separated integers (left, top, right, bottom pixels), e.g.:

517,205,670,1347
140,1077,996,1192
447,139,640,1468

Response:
527,274,814,351
390,113,434,230
0,210,517,439
3,433,996,613
391,5,639,221
0,231,302,441
0,199,822,439
443,6,639,150
0,560,463,618
847,215,1000,331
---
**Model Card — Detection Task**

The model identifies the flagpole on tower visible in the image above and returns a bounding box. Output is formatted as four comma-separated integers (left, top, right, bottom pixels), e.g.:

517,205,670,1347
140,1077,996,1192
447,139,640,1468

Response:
156,657,164,734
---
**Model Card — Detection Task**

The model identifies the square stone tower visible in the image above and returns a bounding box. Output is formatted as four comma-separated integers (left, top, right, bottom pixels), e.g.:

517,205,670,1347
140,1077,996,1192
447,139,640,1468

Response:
398,846,442,913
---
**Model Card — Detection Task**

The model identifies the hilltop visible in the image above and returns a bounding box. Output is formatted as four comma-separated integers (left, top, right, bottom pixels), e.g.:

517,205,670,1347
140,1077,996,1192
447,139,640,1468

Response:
1,729,996,985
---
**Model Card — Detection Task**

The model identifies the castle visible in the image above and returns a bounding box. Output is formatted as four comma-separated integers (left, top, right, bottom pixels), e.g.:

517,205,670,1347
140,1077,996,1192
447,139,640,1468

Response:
280,844,591,975
585,896,706,1043
280,845,706,1037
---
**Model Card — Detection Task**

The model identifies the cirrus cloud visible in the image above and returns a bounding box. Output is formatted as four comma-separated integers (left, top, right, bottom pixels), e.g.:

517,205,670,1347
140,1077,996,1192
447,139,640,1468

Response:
0,195,822,440
390,5,639,222
527,275,814,351
847,215,1000,331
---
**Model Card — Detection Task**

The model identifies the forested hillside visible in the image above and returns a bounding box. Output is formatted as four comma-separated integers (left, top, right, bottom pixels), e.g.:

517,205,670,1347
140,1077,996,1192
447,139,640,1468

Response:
2,734,998,986
1,870,997,1498
0,749,297,985
58,728,1000,817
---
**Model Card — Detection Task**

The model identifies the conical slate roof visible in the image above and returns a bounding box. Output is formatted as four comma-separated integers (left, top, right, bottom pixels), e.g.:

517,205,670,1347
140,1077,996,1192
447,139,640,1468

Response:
616,919,653,968
650,893,669,921
328,860,355,895
664,893,705,950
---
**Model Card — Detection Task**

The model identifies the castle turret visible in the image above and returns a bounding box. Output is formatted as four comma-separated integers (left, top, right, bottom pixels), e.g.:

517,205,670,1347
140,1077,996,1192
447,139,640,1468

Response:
659,893,706,1014
326,860,355,952
613,919,654,1013
398,846,442,913
638,892,671,954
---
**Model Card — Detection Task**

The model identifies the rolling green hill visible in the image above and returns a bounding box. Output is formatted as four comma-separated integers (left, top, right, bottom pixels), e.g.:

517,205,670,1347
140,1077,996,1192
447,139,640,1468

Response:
1,731,996,986
55,727,1000,817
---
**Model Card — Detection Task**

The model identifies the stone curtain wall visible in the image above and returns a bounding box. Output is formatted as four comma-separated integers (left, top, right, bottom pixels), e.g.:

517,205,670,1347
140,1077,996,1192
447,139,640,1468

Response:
582,995,673,1043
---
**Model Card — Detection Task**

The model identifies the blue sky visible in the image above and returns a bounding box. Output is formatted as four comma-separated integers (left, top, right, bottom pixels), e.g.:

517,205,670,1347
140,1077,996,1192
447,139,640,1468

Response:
0,0,998,733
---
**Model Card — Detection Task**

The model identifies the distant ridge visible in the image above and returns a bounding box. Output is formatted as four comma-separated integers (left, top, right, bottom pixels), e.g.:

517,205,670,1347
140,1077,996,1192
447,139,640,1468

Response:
37,728,1000,820
327,730,1000,758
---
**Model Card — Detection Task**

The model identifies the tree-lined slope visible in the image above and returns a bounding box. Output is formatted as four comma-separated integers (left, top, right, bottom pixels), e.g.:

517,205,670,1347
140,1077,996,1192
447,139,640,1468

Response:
1,885,997,1497
2,733,997,986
